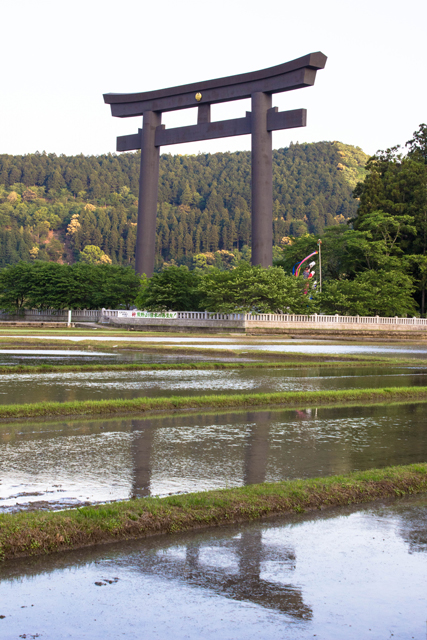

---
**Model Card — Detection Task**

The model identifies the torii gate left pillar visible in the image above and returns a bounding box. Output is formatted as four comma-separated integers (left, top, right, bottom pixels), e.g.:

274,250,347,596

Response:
104,52,326,276
136,110,161,276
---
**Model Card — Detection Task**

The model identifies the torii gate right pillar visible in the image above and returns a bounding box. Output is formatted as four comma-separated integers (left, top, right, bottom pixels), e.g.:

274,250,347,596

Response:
251,92,273,268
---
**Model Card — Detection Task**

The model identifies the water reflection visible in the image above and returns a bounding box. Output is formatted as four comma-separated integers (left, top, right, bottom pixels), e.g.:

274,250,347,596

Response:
0,366,427,404
0,349,232,367
4,336,427,357
1,497,426,639
141,529,311,619
131,420,155,498
1,402,427,511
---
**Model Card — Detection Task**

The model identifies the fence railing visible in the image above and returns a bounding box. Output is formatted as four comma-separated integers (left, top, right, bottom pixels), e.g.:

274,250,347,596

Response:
1,308,426,327
0,309,102,321
244,313,427,325
101,309,427,326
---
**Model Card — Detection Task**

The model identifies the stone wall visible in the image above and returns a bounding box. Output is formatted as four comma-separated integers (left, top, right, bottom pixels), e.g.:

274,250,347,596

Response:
108,317,427,339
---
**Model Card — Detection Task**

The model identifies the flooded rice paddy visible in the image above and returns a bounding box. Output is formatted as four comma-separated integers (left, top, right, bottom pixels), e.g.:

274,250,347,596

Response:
1,402,426,512
0,364,427,405
1,495,426,639
1,339,427,637
3,336,427,357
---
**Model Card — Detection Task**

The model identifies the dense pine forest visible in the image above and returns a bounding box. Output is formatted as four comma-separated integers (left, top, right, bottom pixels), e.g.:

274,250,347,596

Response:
0,142,367,270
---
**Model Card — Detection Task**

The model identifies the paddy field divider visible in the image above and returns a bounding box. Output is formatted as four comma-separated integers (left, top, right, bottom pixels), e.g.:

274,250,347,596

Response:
0,357,420,375
1,463,426,561
1,386,427,420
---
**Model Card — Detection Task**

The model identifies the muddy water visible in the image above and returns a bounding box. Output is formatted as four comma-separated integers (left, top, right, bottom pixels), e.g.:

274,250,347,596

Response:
0,495,426,639
1,402,426,512
0,365,426,404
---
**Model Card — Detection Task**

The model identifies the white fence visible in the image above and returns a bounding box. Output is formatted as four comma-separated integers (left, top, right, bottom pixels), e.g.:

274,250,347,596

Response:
1,308,426,327
0,309,102,322
244,313,427,326
101,309,427,326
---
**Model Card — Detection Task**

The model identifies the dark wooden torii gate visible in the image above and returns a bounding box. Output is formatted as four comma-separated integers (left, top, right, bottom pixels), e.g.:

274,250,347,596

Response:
104,52,327,276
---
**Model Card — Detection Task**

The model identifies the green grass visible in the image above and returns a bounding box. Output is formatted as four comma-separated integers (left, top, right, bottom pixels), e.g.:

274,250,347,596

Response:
1,463,426,561
1,386,427,421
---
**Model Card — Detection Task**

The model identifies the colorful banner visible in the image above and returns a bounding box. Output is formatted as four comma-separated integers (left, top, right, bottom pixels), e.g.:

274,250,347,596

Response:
295,251,318,277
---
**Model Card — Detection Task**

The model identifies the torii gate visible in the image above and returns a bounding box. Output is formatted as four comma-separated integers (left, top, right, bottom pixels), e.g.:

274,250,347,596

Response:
103,52,327,276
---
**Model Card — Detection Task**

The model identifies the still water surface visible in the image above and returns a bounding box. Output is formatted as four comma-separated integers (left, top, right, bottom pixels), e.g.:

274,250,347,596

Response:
4,336,427,356
1,403,426,511
0,366,427,404
1,496,426,639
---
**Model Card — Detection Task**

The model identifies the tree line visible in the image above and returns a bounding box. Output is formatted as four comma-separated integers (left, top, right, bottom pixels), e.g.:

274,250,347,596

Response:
0,262,140,311
277,124,427,315
1,125,426,317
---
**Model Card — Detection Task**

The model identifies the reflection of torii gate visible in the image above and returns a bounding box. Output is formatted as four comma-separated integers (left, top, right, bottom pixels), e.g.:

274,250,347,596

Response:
128,413,311,618
129,412,274,499
131,529,312,620
103,52,327,276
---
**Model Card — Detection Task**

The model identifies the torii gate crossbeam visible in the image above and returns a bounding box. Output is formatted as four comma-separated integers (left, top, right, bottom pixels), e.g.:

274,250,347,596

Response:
104,52,327,276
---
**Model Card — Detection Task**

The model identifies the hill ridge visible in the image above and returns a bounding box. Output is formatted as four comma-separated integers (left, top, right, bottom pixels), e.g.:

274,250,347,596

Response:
0,142,368,268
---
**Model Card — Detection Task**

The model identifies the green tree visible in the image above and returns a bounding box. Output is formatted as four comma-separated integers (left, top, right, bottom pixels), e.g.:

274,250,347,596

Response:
275,227,386,281
319,270,417,316
0,261,140,311
356,210,416,256
135,265,204,311
198,262,314,313
406,123,427,164
79,245,112,265
25,262,72,309
354,124,427,312
0,262,34,311
66,264,140,309
97,264,141,309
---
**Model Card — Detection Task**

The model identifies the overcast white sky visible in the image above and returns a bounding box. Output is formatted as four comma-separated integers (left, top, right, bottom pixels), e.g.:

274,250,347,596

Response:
0,0,425,158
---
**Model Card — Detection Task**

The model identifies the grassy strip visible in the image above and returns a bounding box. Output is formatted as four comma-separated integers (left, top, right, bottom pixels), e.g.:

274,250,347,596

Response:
1,386,427,421
0,359,416,375
1,463,426,561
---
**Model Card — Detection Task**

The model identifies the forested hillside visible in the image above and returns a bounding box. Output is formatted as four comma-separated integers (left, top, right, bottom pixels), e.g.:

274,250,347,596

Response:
0,141,368,269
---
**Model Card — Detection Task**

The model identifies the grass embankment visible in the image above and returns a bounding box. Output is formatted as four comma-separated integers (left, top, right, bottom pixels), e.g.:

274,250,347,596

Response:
0,358,419,375
1,463,426,561
1,386,427,421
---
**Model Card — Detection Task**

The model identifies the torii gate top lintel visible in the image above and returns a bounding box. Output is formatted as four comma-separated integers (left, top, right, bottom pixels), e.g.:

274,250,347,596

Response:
103,52,327,115
103,52,326,277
